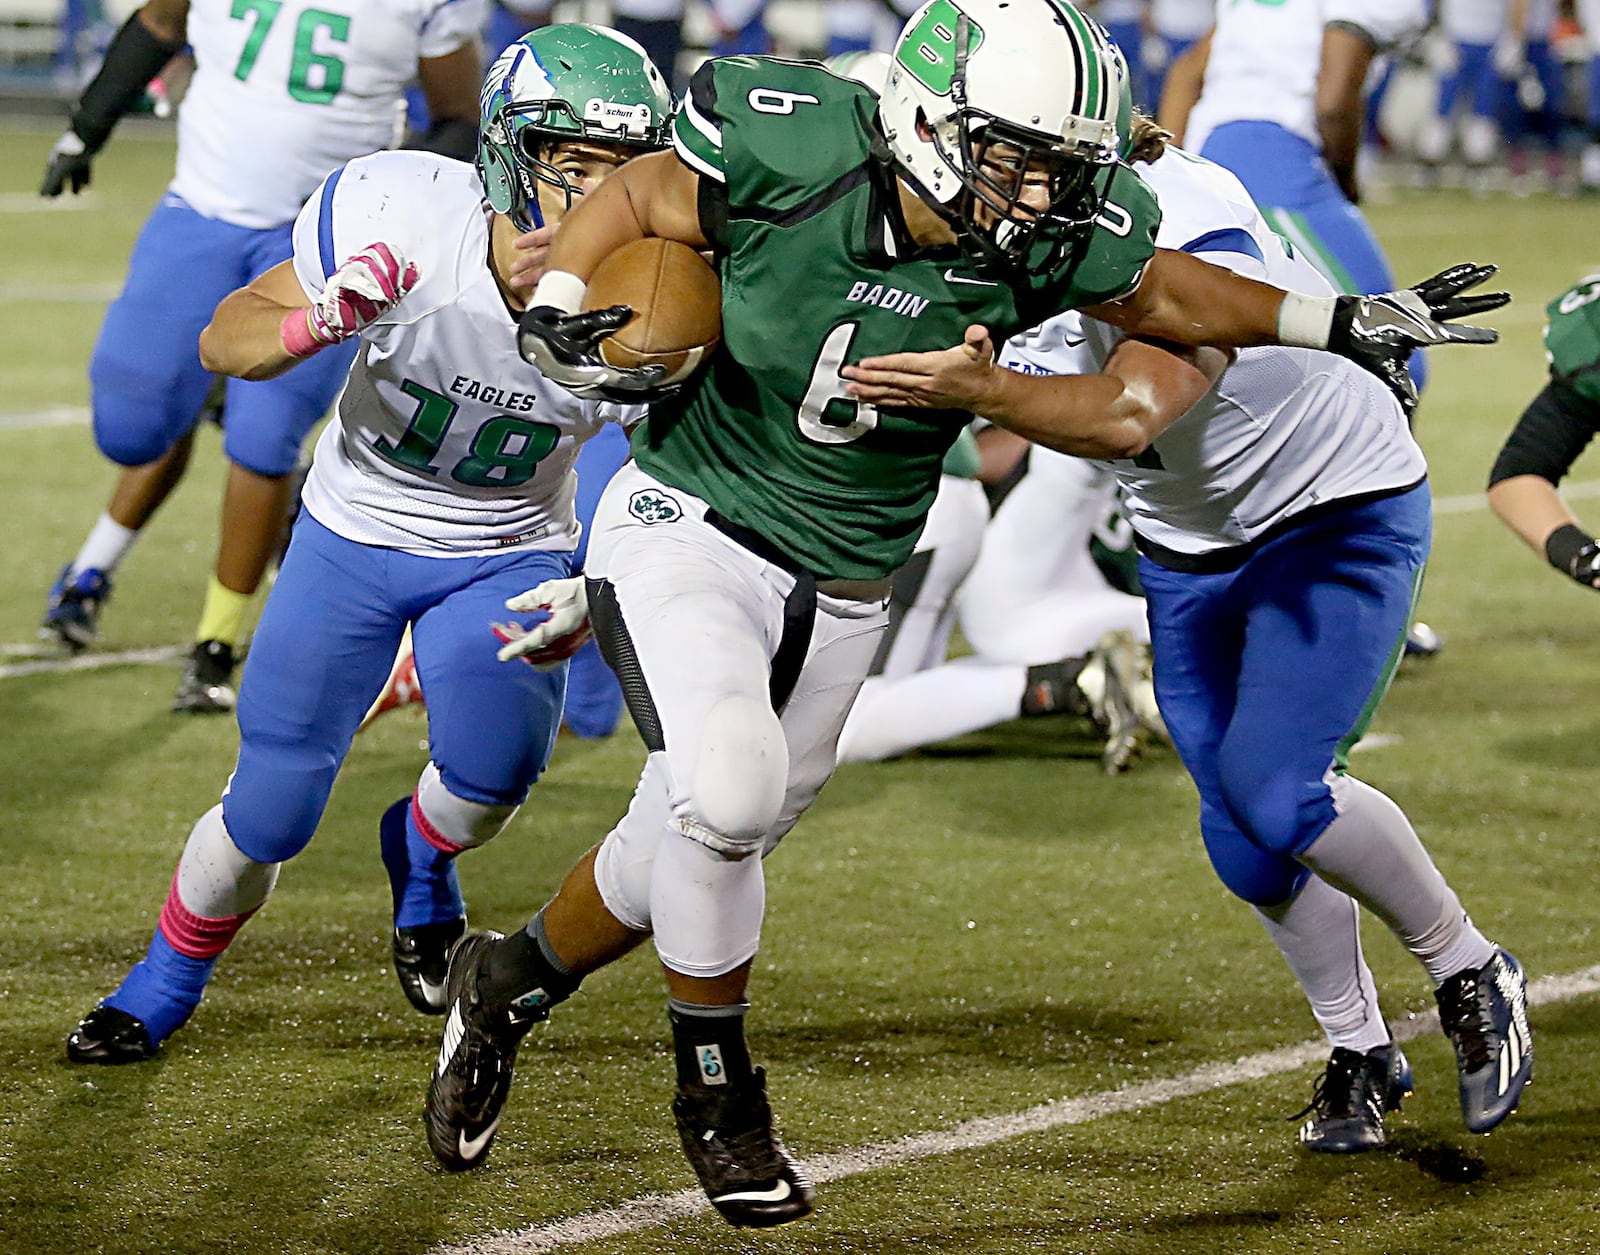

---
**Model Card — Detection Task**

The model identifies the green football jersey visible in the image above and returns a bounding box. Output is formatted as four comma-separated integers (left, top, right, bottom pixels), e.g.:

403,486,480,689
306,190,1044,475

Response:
1545,275,1600,405
638,56,1160,580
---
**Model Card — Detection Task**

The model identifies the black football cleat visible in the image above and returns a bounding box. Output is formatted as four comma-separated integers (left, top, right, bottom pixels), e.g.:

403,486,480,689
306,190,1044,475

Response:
67,1004,157,1065
393,916,467,1015
673,1068,816,1228
425,932,541,1172
1436,947,1533,1133
1295,1042,1413,1153
171,640,238,714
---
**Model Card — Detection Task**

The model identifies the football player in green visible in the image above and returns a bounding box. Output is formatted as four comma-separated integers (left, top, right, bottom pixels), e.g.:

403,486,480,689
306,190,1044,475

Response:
1489,274,1600,589
423,0,1505,1228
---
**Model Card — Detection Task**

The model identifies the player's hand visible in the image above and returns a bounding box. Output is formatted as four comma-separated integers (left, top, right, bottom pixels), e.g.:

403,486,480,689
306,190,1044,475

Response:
1567,540,1600,590
507,224,557,299
492,576,593,670
517,304,671,399
1327,264,1508,415
286,242,420,356
40,130,93,197
843,325,999,409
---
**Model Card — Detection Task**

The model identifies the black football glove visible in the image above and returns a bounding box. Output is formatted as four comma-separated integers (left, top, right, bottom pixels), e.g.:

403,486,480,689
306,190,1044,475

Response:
1567,540,1600,590
1327,263,1509,416
516,303,674,401
40,130,94,197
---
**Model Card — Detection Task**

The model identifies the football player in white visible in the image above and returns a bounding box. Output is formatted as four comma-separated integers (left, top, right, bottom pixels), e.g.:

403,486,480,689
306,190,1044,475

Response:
63,25,673,1064
844,111,1532,1153
39,0,487,716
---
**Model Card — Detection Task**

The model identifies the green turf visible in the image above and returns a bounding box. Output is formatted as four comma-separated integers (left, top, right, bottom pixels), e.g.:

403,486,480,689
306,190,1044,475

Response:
1,124,1597,1254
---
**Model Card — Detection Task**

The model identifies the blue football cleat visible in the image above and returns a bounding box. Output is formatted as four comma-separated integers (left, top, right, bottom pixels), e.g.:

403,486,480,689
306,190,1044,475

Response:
41,564,112,651
1436,947,1533,1134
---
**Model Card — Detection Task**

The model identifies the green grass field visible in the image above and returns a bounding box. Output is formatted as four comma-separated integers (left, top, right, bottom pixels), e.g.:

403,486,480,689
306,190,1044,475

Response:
2,122,1599,1255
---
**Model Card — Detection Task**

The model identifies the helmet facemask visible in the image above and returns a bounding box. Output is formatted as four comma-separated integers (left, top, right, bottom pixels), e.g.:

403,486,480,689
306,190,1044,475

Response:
879,0,1125,277
935,13,1114,275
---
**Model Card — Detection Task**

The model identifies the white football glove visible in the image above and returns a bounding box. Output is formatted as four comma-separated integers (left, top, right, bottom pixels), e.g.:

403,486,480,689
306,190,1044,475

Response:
492,576,593,670
283,241,419,357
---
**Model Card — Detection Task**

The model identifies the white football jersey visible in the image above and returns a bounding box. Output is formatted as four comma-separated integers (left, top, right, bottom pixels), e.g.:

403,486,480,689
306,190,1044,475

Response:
1150,0,1213,41
290,152,637,557
1185,0,1426,153
1000,147,1426,559
1437,0,1508,45
173,0,486,229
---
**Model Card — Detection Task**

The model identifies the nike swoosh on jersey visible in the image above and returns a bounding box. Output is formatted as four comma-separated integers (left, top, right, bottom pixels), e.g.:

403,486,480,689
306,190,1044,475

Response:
458,1117,501,1162
943,269,1000,287
713,1180,793,1204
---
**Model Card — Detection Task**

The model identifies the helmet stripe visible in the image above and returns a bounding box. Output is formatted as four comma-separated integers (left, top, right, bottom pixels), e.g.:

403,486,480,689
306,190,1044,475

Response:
1055,2,1103,120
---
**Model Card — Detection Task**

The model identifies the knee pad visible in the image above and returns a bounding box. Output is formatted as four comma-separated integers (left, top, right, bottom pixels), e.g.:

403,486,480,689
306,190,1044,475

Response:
676,694,787,858
92,402,188,468
413,761,520,853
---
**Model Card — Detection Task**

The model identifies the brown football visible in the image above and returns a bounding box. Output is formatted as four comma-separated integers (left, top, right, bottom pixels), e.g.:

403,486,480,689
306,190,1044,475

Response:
581,238,722,385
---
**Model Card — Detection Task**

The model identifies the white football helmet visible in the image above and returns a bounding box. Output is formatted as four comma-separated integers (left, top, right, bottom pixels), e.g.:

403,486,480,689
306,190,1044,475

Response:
878,0,1125,273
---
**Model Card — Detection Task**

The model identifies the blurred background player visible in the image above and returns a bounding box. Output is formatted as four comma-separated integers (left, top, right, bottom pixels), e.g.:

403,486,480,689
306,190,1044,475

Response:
38,0,485,716
62,25,672,1065
845,108,1530,1154
1488,273,1600,588
1419,0,1518,178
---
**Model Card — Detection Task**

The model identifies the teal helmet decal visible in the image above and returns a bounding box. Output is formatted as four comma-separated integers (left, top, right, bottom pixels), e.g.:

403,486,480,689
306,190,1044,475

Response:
477,23,674,229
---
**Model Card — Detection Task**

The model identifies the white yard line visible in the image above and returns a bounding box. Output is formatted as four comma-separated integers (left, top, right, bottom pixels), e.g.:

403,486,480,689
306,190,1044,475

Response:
433,964,1600,1255
0,281,120,302
0,644,181,678
0,405,89,431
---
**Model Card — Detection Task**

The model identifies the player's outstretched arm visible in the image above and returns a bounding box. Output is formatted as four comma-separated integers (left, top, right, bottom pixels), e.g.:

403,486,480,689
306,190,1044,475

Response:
1088,251,1508,414
843,326,1227,459
40,0,188,196
201,245,418,381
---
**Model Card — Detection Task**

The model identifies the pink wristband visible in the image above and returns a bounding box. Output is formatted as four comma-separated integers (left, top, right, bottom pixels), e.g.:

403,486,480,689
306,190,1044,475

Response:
280,308,326,358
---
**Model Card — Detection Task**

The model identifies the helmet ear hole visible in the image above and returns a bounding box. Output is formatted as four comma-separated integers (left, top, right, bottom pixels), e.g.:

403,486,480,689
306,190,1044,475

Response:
479,145,518,217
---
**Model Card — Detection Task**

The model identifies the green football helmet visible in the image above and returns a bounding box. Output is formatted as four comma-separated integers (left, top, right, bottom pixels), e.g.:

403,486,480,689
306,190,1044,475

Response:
477,24,674,230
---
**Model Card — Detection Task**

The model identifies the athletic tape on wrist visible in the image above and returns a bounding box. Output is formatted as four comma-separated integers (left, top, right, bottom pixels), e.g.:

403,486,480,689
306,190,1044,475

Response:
1276,292,1339,350
531,269,587,316
280,309,327,358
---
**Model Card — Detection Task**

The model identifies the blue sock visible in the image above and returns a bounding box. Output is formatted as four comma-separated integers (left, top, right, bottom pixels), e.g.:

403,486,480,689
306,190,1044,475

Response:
379,796,464,929
104,930,215,1046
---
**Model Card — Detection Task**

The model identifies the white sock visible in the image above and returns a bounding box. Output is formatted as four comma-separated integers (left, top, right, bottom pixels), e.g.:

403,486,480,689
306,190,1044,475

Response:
174,804,279,918
1298,775,1494,987
1254,876,1390,1053
72,512,139,577
836,657,1027,763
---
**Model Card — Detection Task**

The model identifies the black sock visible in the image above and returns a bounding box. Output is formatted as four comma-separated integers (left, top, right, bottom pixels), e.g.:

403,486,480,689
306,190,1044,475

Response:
477,909,581,1013
669,1000,754,1090
1020,658,1089,717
